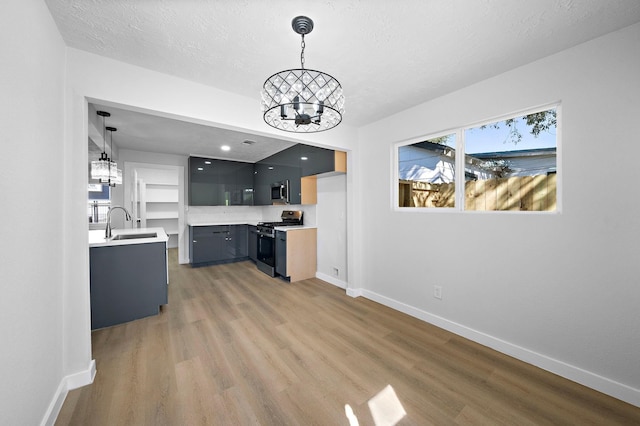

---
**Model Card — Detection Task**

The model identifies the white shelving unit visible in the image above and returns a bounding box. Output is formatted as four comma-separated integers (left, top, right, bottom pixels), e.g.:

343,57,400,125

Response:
132,167,181,249
142,183,179,237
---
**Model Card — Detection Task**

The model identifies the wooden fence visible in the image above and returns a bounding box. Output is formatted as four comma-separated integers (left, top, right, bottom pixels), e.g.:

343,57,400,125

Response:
399,174,556,211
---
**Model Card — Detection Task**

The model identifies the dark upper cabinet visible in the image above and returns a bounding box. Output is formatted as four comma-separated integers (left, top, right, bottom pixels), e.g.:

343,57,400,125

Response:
190,145,345,206
252,162,272,206
299,145,336,177
189,157,254,206
236,162,254,206
253,145,302,205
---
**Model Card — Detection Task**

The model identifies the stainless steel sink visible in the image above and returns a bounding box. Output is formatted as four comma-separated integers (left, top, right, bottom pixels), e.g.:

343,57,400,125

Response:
111,232,157,240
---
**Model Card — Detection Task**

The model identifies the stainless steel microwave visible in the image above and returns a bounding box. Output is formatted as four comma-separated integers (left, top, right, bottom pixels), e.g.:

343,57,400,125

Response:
270,180,289,204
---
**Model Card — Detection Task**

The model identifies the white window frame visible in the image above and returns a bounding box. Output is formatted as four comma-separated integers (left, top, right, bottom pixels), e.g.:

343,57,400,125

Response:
393,102,562,214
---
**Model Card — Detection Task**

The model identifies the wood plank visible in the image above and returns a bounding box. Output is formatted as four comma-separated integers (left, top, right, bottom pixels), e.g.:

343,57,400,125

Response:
495,177,508,210
547,173,557,211
532,174,547,211
55,249,640,425
465,180,476,210
520,175,534,211
485,178,498,210
507,176,521,211
474,179,486,211
442,182,456,208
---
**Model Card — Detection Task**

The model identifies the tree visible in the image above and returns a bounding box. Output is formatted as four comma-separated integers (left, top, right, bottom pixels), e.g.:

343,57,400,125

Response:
481,109,557,145
426,108,557,146
428,135,453,145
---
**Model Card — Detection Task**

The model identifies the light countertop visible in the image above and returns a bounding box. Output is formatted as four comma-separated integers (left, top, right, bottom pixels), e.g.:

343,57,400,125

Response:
188,221,260,227
89,227,169,248
187,221,316,231
273,225,317,231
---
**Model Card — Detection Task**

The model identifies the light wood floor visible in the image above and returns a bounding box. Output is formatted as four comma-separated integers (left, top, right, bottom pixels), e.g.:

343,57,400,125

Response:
56,249,640,425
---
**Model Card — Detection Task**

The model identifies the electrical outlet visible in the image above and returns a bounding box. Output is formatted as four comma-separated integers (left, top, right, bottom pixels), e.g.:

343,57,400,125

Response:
434,285,443,300
333,267,339,276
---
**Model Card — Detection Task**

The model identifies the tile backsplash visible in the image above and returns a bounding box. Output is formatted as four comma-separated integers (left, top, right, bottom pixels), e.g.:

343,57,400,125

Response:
186,205,316,226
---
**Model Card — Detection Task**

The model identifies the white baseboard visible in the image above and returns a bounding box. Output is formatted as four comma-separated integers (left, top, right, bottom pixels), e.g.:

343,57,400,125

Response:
66,359,96,390
41,359,96,426
352,287,640,408
315,272,347,289
346,287,363,298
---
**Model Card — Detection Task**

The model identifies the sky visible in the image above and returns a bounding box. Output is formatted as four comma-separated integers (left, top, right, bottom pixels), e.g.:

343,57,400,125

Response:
464,115,557,154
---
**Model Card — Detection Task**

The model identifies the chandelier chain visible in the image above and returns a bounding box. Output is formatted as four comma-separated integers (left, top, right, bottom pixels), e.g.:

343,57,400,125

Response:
300,34,305,69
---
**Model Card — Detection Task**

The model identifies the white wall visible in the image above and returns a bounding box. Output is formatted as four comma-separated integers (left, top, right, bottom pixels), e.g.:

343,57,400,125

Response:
0,1,67,424
357,23,640,406
316,174,348,287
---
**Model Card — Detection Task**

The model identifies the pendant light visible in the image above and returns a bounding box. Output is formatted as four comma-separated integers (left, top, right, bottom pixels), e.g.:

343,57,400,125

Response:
261,16,344,133
91,110,112,183
90,110,122,186
104,126,122,187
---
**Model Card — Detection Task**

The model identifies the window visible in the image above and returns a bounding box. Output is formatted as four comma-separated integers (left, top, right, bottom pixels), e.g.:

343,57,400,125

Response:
398,134,457,208
88,184,111,223
396,105,558,212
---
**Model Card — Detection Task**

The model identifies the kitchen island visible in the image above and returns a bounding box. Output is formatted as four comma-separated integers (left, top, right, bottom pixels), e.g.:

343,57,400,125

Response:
89,227,169,330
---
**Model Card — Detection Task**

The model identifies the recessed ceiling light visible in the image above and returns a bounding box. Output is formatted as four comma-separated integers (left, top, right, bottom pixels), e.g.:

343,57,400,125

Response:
301,156,308,160
204,160,211,164
197,167,204,171
221,145,230,151
268,166,274,170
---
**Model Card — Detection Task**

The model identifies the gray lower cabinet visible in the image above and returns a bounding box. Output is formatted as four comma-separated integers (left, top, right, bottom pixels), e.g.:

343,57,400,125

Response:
90,242,167,330
248,225,258,261
190,225,249,265
275,230,287,277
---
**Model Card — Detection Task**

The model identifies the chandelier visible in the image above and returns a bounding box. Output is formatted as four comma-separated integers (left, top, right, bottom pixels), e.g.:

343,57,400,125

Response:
90,111,122,186
261,16,344,133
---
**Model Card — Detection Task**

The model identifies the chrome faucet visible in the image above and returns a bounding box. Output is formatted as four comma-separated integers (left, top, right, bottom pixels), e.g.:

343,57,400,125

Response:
105,206,132,239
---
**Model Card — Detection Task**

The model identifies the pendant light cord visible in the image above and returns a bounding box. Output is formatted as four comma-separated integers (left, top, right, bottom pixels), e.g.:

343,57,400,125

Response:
300,34,305,69
102,115,107,157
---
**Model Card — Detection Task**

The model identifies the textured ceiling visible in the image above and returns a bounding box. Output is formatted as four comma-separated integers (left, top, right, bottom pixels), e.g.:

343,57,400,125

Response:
47,0,640,160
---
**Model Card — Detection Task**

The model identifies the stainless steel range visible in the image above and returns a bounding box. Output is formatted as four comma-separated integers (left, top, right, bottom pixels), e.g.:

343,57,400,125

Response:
256,210,303,277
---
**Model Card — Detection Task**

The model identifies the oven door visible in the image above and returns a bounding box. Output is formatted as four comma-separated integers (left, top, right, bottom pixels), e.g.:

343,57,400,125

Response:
256,233,276,277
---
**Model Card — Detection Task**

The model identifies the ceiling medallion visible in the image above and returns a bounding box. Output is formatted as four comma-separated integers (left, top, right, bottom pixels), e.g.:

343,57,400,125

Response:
261,16,344,133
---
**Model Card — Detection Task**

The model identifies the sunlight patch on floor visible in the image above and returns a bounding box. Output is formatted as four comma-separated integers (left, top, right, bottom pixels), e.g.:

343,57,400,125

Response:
345,384,407,426
345,403,359,426
368,384,406,425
